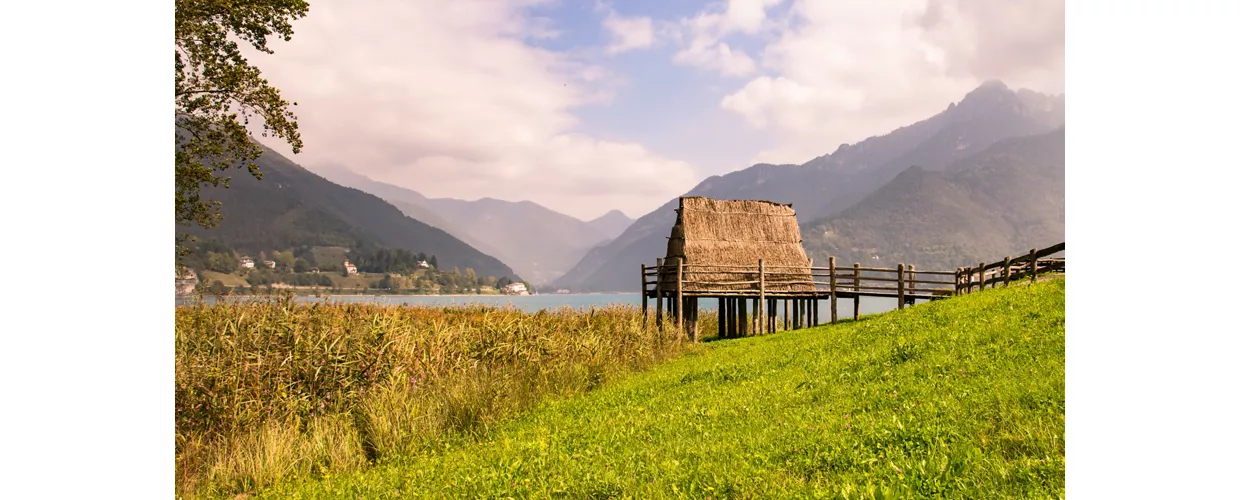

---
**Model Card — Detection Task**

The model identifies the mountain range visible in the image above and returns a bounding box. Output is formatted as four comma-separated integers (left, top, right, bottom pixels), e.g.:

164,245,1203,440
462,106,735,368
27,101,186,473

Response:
182,80,1064,292
176,144,520,281
550,80,1065,291
801,126,1065,270
307,166,633,286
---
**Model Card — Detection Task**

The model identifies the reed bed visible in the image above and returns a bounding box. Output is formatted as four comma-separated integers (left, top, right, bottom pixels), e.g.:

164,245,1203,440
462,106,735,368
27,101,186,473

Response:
175,297,701,498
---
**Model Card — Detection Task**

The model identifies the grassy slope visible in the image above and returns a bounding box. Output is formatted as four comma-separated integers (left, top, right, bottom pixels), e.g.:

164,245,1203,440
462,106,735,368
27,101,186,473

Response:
267,278,1065,499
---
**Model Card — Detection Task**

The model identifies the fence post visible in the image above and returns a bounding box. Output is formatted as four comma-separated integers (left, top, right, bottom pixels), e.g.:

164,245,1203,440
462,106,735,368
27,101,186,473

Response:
1003,257,1012,286
655,258,664,330
755,298,761,332
829,256,838,324
1029,248,1039,282
909,264,916,299
977,262,985,291
641,264,648,329
758,259,766,335
676,260,684,336
738,295,748,336
688,297,698,342
769,298,776,333
853,263,861,320
897,263,906,310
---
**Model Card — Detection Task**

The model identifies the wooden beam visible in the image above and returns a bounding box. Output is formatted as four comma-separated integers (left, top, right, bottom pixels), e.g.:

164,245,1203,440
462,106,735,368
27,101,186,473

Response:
728,298,736,338
676,259,684,336
854,262,861,320
768,298,776,334
758,259,766,336
829,257,838,324
655,258,663,331
809,299,815,327
734,297,744,337
908,264,916,297
1029,248,1039,282
688,297,698,342
1003,257,1012,286
897,264,905,310
641,263,648,330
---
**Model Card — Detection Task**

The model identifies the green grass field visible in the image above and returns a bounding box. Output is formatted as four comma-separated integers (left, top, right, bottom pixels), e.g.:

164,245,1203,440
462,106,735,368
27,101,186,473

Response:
259,278,1065,499
198,270,249,287
175,301,699,498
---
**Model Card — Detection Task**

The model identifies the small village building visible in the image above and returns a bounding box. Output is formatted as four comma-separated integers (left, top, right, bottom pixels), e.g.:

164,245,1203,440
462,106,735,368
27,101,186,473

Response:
174,268,198,297
501,282,529,295
417,260,431,268
263,260,276,269
240,256,255,269
343,260,358,276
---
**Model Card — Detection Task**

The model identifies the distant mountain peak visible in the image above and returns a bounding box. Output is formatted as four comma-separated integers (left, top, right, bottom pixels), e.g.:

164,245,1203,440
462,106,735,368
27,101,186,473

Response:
958,79,1017,108
977,79,1010,90
594,209,629,220
585,209,634,242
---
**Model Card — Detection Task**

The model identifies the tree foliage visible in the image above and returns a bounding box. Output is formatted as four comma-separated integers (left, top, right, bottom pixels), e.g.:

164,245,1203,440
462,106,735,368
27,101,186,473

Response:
175,0,310,262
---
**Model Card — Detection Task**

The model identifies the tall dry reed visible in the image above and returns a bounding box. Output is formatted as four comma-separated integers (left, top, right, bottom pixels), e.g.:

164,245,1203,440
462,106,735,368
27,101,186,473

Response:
175,297,699,498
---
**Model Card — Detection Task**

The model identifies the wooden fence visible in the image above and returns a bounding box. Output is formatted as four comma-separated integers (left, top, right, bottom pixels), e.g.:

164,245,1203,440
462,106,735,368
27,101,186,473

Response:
954,242,1065,294
641,242,1065,340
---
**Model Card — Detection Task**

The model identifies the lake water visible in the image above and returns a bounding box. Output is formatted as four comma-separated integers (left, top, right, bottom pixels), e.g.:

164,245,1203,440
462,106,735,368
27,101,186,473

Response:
177,292,930,317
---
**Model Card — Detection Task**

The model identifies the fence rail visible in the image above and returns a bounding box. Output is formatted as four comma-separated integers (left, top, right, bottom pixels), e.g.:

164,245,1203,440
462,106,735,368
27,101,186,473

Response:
639,242,1065,341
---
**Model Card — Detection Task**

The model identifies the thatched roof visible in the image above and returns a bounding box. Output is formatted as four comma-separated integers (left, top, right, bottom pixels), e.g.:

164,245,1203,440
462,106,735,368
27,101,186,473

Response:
657,197,814,293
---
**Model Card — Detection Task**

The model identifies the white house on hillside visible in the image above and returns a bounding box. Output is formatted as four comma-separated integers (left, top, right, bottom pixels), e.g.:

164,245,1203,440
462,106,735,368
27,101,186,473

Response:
501,282,529,295
240,256,255,269
343,259,358,276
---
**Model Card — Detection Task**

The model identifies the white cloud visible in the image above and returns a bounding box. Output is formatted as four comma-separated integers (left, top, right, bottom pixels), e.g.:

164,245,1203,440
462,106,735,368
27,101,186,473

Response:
670,0,785,76
602,12,654,54
241,0,700,220
703,0,1064,165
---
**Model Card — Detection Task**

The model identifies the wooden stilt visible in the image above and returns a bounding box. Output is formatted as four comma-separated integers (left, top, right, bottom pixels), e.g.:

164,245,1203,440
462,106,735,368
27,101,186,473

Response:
655,258,663,331
676,260,684,335
641,264,648,329
854,263,861,320
829,257,838,324
908,264,916,304
813,297,820,327
739,297,748,336
1029,248,1039,282
897,264,905,310
717,297,726,339
688,297,698,342
769,298,776,334
757,259,765,336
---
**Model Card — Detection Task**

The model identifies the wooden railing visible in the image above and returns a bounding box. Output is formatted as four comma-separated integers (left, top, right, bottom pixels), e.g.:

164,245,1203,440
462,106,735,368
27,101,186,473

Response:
953,242,1065,294
639,242,1065,339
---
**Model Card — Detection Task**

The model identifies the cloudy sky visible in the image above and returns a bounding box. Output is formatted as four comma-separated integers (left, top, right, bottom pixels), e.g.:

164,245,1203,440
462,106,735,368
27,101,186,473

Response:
246,0,1063,220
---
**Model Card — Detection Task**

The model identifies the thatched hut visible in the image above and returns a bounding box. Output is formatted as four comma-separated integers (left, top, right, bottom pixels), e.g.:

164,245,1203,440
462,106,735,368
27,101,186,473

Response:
657,196,814,293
